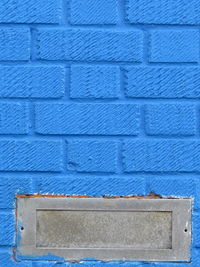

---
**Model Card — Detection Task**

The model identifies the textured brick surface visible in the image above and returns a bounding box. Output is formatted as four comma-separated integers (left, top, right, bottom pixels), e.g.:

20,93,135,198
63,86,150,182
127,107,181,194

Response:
0,66,65,98
0,177,32,208
70,0,118,25
123,140,200,172
0,0,200,265
125,67,200,99
150,30,199,63
126,0,200,25
70,65,120,99
35,103,140,135
0,211,15,245
36,176,146,197
0,0,61,24
0,28,30,61
145,104,196,136
147,177,196,198
36,29,143,62
67,140,118,173
0,250,32,266
0,140,62,172
0,103,29,134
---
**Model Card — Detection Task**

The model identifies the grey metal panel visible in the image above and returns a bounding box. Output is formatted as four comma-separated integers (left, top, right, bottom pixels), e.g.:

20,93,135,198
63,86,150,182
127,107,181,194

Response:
16,197,192,262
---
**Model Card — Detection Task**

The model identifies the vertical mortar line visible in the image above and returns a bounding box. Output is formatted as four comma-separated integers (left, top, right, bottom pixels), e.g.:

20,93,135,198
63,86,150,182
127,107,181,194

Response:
118,0,128,27
61,0,70,25
28,27,36,137
139,104,146,138
119,66,126,100
140,28,149,138
143,27,150,66
195,103,200,138
63,66,71,101
62,138,68,174
117,139,124,174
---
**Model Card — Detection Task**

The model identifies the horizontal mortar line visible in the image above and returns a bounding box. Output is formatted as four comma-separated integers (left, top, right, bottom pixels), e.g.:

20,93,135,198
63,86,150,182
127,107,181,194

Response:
30,60,200,66
0,22,200,29
1,97,200,103
0,173,198,179
2,60,199,67
0,169,199,176
0,98,200,104
121,23,200,29
0,135,200,141
0,170,63,174
33,60,143,66
62,98,200,103
146,62,199,66
29,135,200,140
0,172,198,179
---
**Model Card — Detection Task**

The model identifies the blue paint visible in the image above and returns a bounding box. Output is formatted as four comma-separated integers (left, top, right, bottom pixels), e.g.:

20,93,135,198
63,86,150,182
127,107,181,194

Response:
0,0,199,266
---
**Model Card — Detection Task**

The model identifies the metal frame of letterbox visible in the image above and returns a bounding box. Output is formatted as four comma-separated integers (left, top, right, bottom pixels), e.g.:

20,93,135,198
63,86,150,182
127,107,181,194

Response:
16,197,192,262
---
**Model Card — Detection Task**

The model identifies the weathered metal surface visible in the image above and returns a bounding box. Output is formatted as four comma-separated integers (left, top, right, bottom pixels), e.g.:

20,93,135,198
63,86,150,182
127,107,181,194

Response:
36,210,172,249
16,197,192,262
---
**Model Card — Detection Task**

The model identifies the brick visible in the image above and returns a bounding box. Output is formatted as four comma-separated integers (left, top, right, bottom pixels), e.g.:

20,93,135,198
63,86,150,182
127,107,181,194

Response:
36,176,146,196
0,66,65,99
0,140,62,172
125,67,200,99
67,140,118,173
0,211,14,245
0,103,29,134
35,103,139,135
145,104,196,136
0,0,61,24
0,28,30,61
0,249,32,266
123,140,200,172
0,177,33,208
33,262,141,267
70,0,118,25
70,65,120,99
193,213,200,247
150,30,199,63
36,29,143,62
147,177,196,197
126,0,200,25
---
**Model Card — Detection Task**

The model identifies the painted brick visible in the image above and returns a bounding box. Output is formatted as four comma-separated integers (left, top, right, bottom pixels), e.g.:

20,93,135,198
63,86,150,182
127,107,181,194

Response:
70,65,120,99
123,140,200,172
0,0,61,24
0,211,14,245
0,103,29,134
35,103,140,135
36,29,143,62
147,177,196,198
0,140,62,172
0,177,33,208
126,0,200,25
150,30,199,63
0,249,32,266
36,176,146,196
67,140,118,173
125,67,200,99
145,104,196,136
70,0,118,25
0,28,30,61
0,66,65,99
33,262,141,267
193,213,200,247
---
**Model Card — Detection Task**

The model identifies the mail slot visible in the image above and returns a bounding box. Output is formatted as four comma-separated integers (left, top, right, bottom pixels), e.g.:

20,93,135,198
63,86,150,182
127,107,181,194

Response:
16,197,191,262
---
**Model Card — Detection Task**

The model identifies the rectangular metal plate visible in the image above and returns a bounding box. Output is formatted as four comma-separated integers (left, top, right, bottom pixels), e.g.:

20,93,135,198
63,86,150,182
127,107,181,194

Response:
16,197,192,262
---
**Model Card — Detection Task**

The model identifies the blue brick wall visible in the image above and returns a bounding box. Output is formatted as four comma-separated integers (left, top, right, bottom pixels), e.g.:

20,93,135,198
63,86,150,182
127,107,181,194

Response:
0,0,200,266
